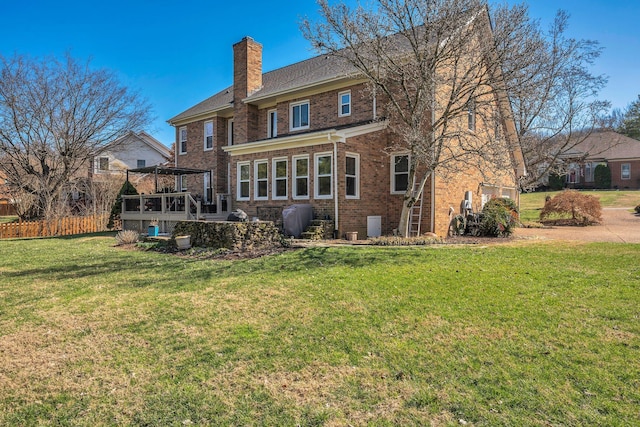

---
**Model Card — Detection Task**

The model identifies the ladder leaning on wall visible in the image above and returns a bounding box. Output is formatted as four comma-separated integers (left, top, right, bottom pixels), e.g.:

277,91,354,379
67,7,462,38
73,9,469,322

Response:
408,180,424,237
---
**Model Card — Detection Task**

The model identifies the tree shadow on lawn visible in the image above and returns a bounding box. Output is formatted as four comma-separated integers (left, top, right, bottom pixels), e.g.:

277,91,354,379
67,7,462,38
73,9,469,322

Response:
271,245,432,273
2,253,217,290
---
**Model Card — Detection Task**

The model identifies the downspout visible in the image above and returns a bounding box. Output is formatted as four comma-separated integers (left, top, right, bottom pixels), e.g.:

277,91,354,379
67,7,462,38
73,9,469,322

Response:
430,81,436,233
333,136,339,237
431,171,436,233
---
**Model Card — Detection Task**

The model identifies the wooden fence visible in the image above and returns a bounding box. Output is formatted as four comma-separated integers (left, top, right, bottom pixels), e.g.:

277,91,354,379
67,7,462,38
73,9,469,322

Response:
0,214,112,239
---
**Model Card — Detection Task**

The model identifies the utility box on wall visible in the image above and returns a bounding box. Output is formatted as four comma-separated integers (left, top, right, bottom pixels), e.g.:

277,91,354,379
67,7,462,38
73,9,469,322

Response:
367,216,382,237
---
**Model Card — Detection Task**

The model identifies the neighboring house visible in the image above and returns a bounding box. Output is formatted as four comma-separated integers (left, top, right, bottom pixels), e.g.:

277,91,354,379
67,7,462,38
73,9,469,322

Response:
561,130,640,189
0,170,16,216
168,33,522,238
92,131,171,176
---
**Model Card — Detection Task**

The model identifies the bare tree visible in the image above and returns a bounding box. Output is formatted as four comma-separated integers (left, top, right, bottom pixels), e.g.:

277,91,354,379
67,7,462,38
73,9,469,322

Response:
501,10,608,189
618,95,640,140
302,0,608,234
0,53,152,220
302,0,533,235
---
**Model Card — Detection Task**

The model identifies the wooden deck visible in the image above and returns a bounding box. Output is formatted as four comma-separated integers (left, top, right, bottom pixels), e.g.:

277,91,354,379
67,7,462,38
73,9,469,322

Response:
120,192,230,234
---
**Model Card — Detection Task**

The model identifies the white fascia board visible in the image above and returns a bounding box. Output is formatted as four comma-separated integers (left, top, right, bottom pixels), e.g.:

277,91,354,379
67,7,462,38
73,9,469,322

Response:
334,120,388,141
167,106,232,127
222,121,388,157
223,130,341,156
243,75,365,104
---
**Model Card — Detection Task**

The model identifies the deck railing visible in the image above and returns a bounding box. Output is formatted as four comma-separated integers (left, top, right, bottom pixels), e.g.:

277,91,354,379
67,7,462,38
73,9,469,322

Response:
120,192,230,233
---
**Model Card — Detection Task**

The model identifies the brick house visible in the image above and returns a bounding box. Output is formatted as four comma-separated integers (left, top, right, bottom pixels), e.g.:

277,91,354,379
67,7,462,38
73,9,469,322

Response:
168,35,523,238
561,130,640,189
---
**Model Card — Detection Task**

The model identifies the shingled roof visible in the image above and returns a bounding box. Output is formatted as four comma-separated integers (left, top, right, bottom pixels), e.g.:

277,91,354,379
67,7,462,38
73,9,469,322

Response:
168,51,355,124
566,131,640,161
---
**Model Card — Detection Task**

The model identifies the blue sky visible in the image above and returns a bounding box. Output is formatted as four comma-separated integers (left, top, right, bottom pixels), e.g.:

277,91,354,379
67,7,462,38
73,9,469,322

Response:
1,0,638,146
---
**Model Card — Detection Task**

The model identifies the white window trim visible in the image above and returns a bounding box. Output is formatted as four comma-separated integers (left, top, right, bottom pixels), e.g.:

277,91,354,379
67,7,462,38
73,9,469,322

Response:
180,175,187,192
237,161,250,201
227,118,234,146
272,157,288,200
204,120,214,151
292,155,309,200
338,90,351,117
254,159,269,201
97,156,110,172
267,109,278,139
621,163,631,180
314,152,333,199
391,153,410,195
290,100,310,131
179,126,187,155
345,152,360,199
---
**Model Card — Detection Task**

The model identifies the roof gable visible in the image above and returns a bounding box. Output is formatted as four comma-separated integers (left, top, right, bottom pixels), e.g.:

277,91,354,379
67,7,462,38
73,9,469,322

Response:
168,51,356,125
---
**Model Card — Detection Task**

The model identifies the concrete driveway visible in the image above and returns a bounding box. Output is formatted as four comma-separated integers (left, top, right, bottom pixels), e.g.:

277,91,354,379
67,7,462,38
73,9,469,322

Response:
515,208,640,243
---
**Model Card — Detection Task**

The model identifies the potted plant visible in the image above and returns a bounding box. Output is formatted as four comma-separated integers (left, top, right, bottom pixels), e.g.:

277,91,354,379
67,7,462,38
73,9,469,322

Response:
148,218,159,236
175,235,191,250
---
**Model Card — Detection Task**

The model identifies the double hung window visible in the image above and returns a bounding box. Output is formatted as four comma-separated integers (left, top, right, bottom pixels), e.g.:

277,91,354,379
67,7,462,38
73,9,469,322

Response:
273,158,288,199
237,162,250,200
290,101,309,131
204,121,213,150
293,156,309,199
268,109,278,138
179,127,187,154
345,154,359,198
339,91,351,117
392,154,409,193
255,160,268,200
315,153,333,199
622,163,631,180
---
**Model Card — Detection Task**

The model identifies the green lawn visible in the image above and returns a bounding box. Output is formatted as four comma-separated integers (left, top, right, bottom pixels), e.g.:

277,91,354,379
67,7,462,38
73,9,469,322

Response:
0,215,18,224
1,234,639,426
519,190,640,223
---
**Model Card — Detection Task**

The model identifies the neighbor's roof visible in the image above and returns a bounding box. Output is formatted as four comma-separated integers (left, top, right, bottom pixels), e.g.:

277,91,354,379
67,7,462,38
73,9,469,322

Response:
167,52,355,124
567,130,640,161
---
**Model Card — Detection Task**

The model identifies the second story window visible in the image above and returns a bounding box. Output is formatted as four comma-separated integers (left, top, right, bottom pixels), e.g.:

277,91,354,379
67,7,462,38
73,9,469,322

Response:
98,157,109,171
467,98,476,132
268,109,278,138
179,126,187,154
290,100,309,131
228,118,234,146
204,121,213,151
137,159,146,168
339,90,351,117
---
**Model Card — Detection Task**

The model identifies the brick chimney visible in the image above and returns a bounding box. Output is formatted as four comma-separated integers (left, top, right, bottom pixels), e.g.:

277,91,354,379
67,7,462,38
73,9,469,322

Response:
233,37,262,144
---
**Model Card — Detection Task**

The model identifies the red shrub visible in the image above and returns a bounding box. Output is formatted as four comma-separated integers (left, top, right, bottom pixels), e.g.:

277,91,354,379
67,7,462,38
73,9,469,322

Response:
540,190,602,226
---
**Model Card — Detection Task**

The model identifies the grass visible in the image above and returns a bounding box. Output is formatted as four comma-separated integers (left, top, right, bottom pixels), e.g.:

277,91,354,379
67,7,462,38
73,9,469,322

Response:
0,215,18,224
0,234,639,425
519,189,640,223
